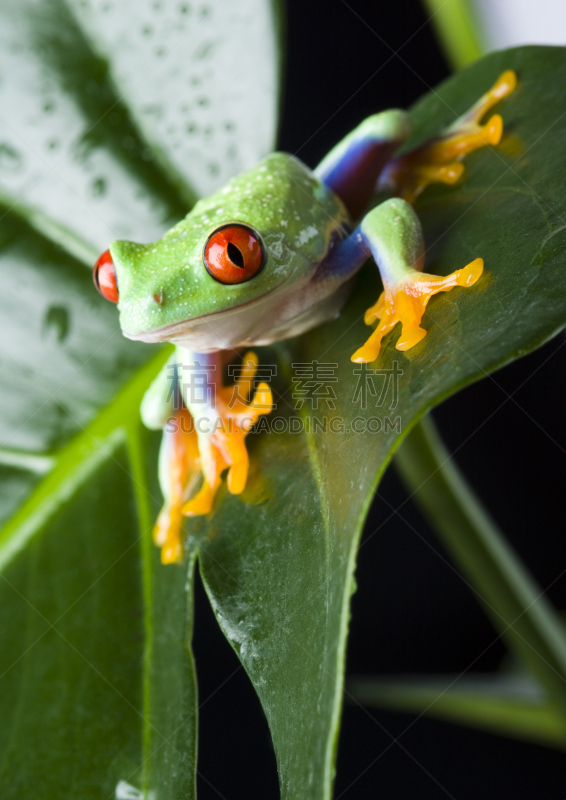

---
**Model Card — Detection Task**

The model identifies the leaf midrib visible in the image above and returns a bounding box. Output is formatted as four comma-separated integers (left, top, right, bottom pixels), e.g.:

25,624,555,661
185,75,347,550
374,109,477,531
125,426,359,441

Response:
0,348,170,571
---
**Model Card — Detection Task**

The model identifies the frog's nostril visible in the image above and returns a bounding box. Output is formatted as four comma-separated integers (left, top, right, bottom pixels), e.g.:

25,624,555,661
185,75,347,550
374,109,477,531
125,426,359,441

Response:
153,291,163,305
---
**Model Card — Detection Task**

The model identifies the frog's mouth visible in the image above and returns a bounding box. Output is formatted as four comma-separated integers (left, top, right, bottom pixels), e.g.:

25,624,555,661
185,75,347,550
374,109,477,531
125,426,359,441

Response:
122,277,293,346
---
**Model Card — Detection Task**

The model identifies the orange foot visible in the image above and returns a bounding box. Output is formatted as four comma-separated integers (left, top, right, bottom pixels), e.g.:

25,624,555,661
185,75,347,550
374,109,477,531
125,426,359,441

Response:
181,351,273,518
351,258,483,363
380,70,517,204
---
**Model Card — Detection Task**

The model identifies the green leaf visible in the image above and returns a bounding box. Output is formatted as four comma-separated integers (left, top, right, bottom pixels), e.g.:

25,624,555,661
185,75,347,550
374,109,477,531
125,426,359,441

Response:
0,0,281,797
421,0,484,69
348,673,566,749
199,45,566,799
2,20,566,800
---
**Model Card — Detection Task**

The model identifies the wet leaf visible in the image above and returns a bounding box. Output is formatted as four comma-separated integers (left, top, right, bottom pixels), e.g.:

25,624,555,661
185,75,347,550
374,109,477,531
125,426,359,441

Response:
0,14,565,799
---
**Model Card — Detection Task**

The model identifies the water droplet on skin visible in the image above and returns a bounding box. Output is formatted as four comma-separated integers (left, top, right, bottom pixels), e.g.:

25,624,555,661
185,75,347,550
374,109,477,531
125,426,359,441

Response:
0,143,22,172
179,3,191,13
43,306,70,342
43,100,55,113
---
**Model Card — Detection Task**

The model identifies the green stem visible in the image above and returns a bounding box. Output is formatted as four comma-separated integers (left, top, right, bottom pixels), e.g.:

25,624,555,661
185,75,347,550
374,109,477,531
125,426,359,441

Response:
394,416,566,721
348,674,566,750
421,0,484,69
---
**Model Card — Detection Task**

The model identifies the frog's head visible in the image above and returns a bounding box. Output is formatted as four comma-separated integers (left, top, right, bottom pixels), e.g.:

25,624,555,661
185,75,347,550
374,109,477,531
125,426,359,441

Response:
95,219,273,345
93,154,348,351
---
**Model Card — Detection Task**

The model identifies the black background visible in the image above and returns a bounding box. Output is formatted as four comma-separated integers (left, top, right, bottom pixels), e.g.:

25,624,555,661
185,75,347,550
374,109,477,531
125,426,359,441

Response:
194,1,566,797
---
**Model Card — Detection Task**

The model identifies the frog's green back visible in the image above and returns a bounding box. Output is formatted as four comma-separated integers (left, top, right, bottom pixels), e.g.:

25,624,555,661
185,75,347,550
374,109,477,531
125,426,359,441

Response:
186,152,348,263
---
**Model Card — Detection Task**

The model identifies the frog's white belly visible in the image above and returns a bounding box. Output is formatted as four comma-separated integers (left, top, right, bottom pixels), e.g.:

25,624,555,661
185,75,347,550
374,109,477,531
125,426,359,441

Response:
126,270,355,352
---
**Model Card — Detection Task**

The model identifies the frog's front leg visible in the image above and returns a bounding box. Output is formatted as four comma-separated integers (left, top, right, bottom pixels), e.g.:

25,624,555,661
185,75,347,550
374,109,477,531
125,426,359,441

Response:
178,349,273,519
323,198,483,363
379,70,517,203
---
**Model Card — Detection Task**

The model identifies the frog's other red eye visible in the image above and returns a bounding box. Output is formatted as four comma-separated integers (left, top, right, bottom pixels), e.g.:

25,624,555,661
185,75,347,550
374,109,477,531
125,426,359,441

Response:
93,249,119,303
203,224,265,284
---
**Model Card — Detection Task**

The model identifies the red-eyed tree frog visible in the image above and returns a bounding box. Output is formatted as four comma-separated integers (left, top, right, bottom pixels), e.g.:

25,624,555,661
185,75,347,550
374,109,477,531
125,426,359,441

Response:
93,70,516,563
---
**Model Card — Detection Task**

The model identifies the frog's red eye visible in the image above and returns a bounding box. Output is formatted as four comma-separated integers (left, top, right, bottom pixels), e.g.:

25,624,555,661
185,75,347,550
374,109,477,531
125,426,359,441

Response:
93,249,119,303
203,224,265,284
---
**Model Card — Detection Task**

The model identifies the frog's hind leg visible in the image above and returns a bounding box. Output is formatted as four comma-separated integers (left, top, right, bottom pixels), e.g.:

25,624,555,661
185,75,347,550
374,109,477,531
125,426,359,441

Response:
380,70,517,204
348,198,483,363
314,109,411,219
181,351,273,518
139,355,202,563
148,351,272,560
